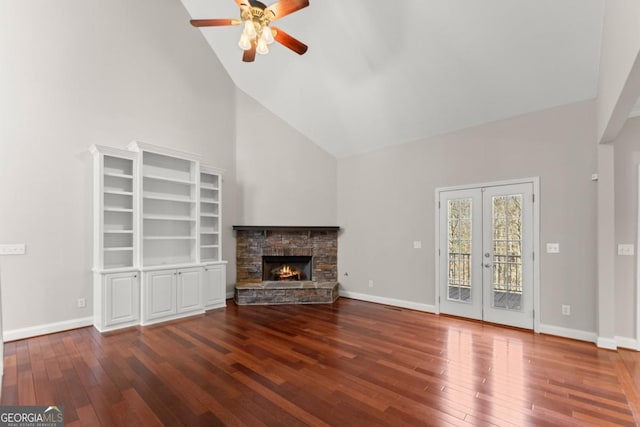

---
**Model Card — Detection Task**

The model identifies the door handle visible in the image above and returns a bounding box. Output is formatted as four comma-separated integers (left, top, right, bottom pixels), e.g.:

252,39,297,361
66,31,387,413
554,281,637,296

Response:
484,263,492,268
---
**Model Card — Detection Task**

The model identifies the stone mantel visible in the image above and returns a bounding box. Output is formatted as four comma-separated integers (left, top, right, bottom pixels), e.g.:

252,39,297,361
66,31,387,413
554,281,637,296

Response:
233,225,340,233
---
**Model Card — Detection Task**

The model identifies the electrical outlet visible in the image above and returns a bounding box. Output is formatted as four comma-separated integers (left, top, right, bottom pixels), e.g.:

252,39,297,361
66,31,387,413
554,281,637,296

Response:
546,243,560,254
413,241,422,249
368,280,374,288
561,305,570,316
0,244,26,255
618,244,635,256
77,298,86,308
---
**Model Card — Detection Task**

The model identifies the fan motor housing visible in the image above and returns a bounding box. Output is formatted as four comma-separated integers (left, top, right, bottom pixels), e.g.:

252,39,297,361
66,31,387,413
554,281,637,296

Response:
242,1,273,24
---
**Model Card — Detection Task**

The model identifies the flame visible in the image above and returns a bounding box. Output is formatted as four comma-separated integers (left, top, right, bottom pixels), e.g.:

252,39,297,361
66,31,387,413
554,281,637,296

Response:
277,264,300,280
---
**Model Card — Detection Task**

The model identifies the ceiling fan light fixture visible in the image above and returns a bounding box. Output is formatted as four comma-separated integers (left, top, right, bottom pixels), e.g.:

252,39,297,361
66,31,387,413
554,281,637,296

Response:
192,0,309,62
243,20,258,38
256,38,269,55
238,33,252,50
261,27,275,44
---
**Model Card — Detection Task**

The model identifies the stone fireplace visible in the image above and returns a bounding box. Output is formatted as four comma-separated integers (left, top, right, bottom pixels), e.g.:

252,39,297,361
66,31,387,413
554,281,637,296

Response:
233,226,339,305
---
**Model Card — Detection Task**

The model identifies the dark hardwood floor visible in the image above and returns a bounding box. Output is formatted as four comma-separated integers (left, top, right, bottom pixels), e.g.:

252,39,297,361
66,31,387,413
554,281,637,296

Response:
2,298,639,426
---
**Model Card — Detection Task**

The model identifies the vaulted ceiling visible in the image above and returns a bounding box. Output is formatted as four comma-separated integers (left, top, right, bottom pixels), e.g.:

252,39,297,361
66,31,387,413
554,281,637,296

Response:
181,0,606,157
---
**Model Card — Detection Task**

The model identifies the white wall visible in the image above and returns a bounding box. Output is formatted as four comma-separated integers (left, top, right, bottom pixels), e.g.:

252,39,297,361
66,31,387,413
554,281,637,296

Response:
0,0,237,334
613,117,640,343
338,101,598,334
235,89,337,226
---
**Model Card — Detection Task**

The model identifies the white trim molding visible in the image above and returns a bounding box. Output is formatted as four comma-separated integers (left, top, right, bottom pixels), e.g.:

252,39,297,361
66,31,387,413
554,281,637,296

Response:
616,336,639,350
538,323,598,344
340,291,436,313
3,317,93,342
636,165,640,350
596,337,618,350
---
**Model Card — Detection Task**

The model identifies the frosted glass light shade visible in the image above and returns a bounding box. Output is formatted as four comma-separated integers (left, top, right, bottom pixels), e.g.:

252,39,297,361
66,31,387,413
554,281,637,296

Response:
256,38,269,55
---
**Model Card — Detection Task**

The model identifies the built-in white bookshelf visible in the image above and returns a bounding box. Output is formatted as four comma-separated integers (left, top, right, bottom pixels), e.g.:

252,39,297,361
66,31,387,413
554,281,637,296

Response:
91,142,227,332
91,146,138,270
91,145,140,333
139,149,198,267
199,167,222,263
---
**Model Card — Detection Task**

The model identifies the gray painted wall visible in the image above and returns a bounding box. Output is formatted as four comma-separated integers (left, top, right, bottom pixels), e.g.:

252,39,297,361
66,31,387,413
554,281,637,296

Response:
235,89,338,227
613,117,640,341
338,101,598,334
0,0,237,332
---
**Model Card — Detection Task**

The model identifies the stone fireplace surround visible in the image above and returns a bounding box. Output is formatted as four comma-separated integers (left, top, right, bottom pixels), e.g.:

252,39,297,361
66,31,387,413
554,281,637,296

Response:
233,226,339,305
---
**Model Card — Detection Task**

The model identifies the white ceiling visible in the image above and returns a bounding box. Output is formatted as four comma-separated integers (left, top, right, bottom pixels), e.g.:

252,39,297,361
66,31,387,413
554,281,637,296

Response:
181,0,606,158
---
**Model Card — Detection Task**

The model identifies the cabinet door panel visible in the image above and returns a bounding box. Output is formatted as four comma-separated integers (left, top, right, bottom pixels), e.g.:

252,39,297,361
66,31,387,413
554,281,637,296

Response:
204,265,226,309
177,268,202,313
105,272,139,327
147,271,176,319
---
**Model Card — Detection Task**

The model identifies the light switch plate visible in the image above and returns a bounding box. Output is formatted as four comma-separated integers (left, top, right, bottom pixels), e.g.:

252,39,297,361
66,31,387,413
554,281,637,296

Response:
546,243,560,254
618,244,635,256
413,241,422,249
0,244,26,255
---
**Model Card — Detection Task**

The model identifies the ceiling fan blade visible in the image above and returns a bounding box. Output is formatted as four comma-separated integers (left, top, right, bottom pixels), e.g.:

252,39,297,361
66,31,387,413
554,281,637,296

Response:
265,0,309,21
243,42,257,62
234,0,250,7
272,27,308,55
190,19,241,27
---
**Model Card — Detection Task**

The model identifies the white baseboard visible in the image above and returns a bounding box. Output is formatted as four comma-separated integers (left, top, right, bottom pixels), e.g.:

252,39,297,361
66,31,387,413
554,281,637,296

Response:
4,317,94,342
537,323,598,344
615,336,639,350
340,290,437,313
226,291,235,299
596,337,618,350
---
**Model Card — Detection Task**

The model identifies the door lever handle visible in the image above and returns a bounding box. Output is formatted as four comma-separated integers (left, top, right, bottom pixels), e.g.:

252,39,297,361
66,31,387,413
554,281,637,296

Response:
484,263,492,268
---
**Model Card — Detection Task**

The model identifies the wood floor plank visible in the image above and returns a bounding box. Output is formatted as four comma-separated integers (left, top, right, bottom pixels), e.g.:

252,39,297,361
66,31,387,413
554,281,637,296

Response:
2,298,639,426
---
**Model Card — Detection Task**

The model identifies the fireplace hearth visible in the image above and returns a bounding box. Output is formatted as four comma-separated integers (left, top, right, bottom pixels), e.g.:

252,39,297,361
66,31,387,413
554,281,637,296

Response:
233,226,339,305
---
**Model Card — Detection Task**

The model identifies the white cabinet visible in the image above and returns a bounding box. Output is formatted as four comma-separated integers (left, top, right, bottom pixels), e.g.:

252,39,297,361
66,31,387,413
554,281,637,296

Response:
90,145,140,332
142,267,203,325
91,142,226,332
93,271,139,332
177,268,203,313
145,269,177,321
203,263,227,310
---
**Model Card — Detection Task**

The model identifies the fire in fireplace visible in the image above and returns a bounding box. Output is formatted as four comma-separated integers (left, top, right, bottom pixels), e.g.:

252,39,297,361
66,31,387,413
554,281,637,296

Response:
262,255,312,281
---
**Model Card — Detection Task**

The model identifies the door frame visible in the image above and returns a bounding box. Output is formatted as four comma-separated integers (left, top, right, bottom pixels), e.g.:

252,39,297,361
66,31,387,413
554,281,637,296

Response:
434,177,541,332
636,165,640,350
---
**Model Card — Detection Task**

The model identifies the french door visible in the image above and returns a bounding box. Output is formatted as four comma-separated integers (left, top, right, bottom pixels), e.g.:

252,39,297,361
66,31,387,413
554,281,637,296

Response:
438,183,534,329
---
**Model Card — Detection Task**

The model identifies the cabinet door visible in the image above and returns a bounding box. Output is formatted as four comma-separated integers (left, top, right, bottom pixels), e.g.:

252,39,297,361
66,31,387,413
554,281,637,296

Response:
177,268,202,313
105,272,139,327
146,270,177,320
203,264,226,309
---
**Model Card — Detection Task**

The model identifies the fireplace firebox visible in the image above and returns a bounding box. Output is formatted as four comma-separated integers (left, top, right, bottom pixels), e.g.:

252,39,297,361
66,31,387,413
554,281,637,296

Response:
262,255,312,281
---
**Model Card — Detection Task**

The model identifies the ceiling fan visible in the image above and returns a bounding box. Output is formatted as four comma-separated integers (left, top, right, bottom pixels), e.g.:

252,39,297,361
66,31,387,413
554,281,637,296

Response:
190,0,309,63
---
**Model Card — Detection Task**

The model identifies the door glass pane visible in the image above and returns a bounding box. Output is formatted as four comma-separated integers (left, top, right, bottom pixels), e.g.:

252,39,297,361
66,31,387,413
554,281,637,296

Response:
492,195,522,310
448,199,472,303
